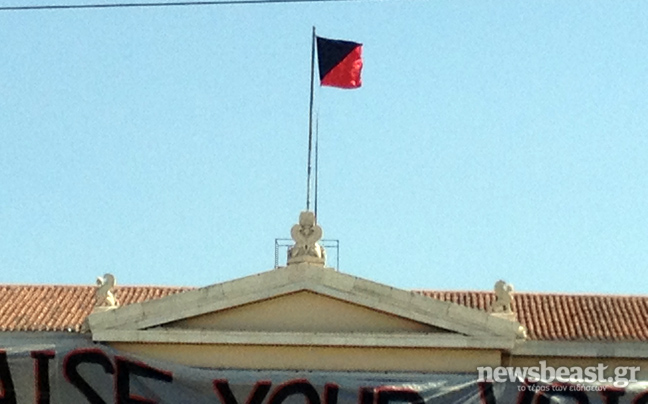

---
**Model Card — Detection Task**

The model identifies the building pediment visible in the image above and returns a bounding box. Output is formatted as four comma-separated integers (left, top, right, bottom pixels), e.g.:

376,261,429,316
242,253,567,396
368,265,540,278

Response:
165,290,447,333
88,263,524,350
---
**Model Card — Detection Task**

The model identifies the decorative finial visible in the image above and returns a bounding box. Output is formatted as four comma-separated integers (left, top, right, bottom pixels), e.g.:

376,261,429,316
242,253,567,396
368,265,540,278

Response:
489,280,527,339
490,280,514,314
287,211,326,266
95,273,118,309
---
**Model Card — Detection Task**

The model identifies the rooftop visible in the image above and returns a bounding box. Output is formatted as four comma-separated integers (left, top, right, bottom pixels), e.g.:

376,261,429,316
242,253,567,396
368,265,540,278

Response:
1,284,646,341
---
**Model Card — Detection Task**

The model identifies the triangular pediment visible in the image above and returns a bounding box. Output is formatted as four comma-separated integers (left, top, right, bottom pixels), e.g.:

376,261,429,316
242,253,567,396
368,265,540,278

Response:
88,264,524,349
166,290,448,334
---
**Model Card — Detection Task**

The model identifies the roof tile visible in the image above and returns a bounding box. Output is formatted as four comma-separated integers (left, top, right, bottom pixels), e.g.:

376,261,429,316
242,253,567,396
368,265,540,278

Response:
417,290,648,341
1,285,647,341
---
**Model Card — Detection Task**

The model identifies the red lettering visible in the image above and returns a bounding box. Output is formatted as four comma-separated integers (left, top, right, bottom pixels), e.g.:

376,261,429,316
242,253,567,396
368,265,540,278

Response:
323,383,339,404
31,350,55,404
358,387,374,404
214,379,272,404
633,390,648,404
375,386,423,404
115,356,173,404
0,351,16,404
63,348,114,404
477,381,496,404
268,379,320,404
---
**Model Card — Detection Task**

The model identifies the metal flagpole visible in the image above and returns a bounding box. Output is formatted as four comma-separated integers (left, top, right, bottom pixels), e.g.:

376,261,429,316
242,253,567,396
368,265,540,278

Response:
306,26,316,212
314,108,320,220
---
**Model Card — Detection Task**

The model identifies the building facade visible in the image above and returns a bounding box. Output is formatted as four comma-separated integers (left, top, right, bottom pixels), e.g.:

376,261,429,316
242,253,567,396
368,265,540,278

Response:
1,213,647,403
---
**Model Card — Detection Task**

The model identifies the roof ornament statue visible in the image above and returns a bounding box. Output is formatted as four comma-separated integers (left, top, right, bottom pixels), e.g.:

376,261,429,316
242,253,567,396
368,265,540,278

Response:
95,273,119,309
489,279,527,339
491,280,514,314
287,211,326,266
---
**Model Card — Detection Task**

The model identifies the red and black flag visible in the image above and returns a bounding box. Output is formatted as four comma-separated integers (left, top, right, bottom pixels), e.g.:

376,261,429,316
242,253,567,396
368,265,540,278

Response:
316,36,363,89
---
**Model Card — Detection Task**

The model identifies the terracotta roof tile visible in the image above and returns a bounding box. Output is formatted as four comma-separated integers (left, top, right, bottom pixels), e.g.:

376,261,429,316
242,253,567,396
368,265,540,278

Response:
417,290,648,341
0,285,189,332
1,285,647,341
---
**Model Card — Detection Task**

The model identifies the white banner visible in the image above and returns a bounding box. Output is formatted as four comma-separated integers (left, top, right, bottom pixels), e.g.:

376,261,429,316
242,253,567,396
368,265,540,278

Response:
1,341,647,403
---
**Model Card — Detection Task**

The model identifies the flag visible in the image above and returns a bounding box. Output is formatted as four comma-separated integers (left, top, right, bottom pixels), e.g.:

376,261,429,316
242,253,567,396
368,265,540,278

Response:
316,36,363,89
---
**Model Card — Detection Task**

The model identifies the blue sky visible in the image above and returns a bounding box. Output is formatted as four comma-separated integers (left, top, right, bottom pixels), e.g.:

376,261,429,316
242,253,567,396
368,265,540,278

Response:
1,1,647,294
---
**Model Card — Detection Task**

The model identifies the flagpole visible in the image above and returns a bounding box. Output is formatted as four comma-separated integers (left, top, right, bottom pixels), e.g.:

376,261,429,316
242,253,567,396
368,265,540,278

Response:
314,109,319,219
306,26,316,213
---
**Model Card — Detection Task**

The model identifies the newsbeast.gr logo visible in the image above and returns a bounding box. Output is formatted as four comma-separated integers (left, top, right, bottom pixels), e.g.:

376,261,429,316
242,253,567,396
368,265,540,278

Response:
477,361,640,388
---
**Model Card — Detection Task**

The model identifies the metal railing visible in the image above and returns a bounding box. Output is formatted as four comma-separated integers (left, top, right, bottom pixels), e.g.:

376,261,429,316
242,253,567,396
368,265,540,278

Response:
274,238,340,271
